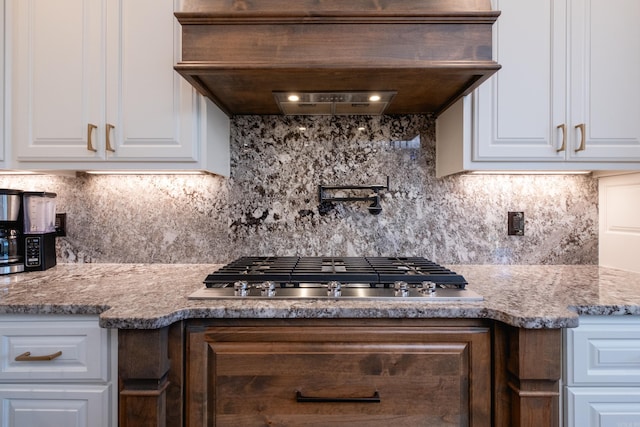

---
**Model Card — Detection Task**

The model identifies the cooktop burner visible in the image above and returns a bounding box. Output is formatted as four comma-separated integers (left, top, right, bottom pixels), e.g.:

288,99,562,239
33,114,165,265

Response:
191,257,482,301
204,256,468,288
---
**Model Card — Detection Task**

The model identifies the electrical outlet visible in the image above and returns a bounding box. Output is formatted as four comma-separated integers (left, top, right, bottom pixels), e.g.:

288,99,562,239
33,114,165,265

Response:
55,213,67,237
508,211,524,236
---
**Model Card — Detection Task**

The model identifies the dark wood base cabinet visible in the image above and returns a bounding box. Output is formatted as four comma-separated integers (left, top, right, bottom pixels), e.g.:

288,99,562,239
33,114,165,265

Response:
118,319,561,427
187,319,491,427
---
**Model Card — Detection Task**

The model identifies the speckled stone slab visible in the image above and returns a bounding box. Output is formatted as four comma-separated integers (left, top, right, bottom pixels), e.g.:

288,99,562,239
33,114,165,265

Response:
0,264,639,330
0,114,599,266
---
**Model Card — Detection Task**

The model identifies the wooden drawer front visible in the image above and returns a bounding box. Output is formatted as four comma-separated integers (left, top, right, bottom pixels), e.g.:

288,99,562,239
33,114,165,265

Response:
187,325,491,427
213,343,469,426
566,318,640,385
0,384,111,427
565,387,640,427
0,319,108,381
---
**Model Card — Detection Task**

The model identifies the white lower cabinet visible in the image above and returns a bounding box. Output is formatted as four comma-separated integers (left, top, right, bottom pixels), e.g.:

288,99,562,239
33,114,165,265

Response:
0,315,116,427
0,385,110,427
566,388,640,427
564,316,640,427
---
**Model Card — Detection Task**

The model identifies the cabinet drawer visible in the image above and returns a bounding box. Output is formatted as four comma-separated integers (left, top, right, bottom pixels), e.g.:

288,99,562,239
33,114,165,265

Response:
565,387,640,427
0,316,109,381
188,324,492,427
0,384,111,427
215,344,469,426
565,316,640,385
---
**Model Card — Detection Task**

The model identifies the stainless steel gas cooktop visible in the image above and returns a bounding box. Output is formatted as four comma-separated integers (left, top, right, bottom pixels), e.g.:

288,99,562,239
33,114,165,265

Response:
189,257,483,301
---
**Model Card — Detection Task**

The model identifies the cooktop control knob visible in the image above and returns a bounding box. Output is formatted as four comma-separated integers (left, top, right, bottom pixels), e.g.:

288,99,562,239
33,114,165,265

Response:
420,281,437,297
327,281,342,297
394,281,410,297
260,281,277,297
234,281,250,297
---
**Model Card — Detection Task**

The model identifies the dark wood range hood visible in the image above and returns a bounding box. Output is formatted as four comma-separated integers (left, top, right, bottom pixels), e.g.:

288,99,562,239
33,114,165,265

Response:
175,0,501,117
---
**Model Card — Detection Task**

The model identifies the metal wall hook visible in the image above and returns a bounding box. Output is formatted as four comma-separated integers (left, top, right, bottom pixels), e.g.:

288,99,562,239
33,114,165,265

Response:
318,177,389,215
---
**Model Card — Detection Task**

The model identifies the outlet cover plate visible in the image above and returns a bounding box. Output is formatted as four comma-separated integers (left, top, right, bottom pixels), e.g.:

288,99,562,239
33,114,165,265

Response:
55,213,67,237
508,211,524,236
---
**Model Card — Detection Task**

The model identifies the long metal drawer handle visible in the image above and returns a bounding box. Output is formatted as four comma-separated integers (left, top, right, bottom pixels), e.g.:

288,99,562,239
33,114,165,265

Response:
296,390,380,403
15,351,63,362
556,124,566,152
574,123,586,152
106,123,116,152
87,123,98,152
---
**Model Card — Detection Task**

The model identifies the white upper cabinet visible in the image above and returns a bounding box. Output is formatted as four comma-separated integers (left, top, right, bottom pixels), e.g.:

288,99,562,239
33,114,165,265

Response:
9,0,230,175
567,0,640,161
12,0,103,163
436,0,640,176
475,0,564,162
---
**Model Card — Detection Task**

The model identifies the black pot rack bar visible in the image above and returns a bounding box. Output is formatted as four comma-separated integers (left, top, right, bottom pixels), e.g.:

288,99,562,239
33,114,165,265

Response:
318,176,390,215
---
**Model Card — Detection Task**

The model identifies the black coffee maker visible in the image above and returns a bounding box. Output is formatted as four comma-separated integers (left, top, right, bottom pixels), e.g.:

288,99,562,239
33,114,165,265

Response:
0,189,25,274
0,189,57,275
22,191,58,272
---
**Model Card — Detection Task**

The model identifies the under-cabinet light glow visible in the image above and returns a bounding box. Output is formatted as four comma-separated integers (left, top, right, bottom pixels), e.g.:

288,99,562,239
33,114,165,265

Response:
468,171,591,175
0,171,42,175
368,95,381,102
288,94,300,102
83,170,206,175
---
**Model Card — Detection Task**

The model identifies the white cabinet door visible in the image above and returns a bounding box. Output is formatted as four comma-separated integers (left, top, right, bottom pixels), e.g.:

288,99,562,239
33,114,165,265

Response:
11,0,229,174
436,0,640,176
0,385,110,427
599,173,640,273
566,387,640,427
567,0,640,160
12,0,105,162
0,315,116,427
473,0,566,161
103,0,199,162
564,316,640,427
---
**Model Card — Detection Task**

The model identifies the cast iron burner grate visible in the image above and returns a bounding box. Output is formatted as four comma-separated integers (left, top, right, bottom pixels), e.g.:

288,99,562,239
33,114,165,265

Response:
204,256,467,288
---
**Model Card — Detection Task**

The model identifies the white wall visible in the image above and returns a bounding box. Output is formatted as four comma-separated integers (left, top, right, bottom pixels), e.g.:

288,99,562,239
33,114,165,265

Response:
599,173,640,272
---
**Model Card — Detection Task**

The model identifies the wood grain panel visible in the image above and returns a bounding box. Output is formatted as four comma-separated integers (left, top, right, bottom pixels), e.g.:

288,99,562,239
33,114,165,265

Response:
175,0,500,115
186,322,491,426
179,0,497,16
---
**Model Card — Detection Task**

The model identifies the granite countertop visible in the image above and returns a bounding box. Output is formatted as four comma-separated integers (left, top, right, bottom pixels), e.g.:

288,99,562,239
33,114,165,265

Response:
0,263,639,330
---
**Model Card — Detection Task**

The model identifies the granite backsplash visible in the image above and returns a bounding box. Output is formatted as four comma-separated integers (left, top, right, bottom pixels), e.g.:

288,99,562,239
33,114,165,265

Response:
0,115,598,264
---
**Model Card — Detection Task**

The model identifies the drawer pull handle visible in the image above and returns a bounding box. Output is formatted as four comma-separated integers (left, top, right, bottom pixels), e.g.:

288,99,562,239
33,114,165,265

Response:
15,351,62,362
295,390,380,403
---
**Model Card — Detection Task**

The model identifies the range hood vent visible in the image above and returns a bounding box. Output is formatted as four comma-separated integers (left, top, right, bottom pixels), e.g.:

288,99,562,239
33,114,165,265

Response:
273,91,396,115
175,1,501,117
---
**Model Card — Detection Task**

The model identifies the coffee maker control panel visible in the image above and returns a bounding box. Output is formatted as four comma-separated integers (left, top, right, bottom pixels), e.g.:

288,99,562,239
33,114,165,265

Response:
24,234,56,270
25,236,43,267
